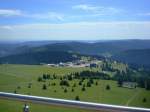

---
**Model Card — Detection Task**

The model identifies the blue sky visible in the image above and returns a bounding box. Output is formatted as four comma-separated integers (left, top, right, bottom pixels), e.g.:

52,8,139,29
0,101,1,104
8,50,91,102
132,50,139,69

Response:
0,0,150,41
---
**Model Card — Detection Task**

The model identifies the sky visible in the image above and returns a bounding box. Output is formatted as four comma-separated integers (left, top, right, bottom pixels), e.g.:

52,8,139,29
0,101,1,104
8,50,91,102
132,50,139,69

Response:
0,0,150,41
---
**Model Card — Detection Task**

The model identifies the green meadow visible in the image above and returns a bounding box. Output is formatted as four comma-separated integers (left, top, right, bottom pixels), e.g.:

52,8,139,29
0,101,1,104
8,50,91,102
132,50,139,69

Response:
0,64,150,112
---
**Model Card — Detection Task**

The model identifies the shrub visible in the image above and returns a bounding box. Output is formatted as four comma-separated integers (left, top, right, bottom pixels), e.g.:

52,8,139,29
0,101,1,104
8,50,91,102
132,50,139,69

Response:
60,80,70,87
64,88,67,93
42,84,47,90
75,96,80,101
28,83,32,88
38,77,42,82
95,81,98,86
79,81,82,86
143,98,147,103
89,79,94,84
43,74,47,80
52,82,56,86
14,90,17,94
82,87,86,91
60,77,63,80
17,86,21,89
67,75,73,81
87,81,91,87
106,85,110,90
71,88,74,92
28,85,31,88
53,74,57,79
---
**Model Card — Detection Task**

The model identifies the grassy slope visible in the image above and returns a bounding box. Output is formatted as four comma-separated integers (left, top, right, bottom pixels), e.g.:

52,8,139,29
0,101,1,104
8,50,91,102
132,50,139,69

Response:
0,99,101,112
0,64,150,112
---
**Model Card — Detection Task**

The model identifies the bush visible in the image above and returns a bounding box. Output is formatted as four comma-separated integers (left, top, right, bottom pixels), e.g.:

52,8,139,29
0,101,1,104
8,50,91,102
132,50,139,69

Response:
106,85,110,90
53,74,57,79
60,80,70,87
143,98,147,103
38,77,42,82
64,88,67,93
71,88,74,92
42,84,47,90
95,81,98,86
89,79,94,84
52,82,56,86
87,81,91,87
82,87,86,91
60,77,63,80
75,96,80,101
28,83,32,88
43,74,47,80
17,86,21,89
79,81,82,86
28,85,31,88
14,90,17,94
81,77,85,82
67,75,73,81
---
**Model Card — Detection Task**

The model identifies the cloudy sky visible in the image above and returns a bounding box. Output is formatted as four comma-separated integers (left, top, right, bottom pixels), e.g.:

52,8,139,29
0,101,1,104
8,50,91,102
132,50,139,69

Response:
0,0,150,41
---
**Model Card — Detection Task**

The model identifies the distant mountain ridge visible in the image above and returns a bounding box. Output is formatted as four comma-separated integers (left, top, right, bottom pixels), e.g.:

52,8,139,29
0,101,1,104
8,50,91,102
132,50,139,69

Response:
1,39,150,66
1,39,150,57
27,39,150,56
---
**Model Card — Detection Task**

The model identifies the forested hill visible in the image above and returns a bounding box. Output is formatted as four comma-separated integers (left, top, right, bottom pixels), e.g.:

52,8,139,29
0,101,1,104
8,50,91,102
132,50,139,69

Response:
0,51,80,65
112,49,150,68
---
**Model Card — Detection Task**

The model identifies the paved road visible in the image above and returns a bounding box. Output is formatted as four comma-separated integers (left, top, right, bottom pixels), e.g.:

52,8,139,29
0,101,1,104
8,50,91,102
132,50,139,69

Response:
0,92,150,112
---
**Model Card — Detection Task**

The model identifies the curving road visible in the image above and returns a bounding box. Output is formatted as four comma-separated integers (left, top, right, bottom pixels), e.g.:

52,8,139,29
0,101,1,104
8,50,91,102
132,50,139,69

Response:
0,92,150,112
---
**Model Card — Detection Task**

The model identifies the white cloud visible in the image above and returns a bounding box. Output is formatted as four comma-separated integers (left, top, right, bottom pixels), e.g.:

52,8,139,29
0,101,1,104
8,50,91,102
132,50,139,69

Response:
0,9,23,17
72,4,99,12
0,21,150,41
138,13,150,16
0,9,64,21
72,4,121,15
0,25,13,30
27,12,64,21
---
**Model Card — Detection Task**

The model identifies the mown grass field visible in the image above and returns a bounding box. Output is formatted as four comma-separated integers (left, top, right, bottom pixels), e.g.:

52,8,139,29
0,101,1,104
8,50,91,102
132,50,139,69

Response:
0,64,150,112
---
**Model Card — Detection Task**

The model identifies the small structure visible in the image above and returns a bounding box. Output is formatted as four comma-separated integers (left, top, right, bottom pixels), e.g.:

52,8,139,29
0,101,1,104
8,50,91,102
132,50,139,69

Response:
122,82,137,89
90,63,97,68
47,64,57,67
23,104,29,112
59,62,65,67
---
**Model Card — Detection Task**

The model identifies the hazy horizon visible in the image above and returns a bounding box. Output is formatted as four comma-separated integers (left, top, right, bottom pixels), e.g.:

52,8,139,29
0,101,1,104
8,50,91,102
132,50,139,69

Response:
1,39,150,44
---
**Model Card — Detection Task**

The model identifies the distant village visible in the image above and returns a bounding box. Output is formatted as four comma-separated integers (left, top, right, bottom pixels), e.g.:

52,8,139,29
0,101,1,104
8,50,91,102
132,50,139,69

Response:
44,59,102,68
